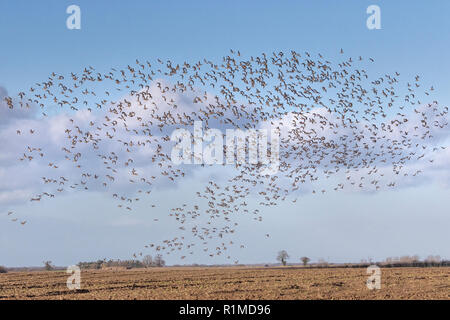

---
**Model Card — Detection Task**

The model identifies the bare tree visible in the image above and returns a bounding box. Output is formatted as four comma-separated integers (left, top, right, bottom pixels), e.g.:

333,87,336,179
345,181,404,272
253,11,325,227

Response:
300,256,310,266
318,258,328,267
277,250,289,266
154,254,165,267
43,261,54,271
426,255,441,263
142,255,153,268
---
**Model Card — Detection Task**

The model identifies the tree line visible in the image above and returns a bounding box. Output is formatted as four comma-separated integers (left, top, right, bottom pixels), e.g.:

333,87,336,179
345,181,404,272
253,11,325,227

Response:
276,251,450,268
77,255,166,270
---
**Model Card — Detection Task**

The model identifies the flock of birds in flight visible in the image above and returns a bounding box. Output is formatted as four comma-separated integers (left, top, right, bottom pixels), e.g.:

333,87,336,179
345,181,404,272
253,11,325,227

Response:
2,49,448,263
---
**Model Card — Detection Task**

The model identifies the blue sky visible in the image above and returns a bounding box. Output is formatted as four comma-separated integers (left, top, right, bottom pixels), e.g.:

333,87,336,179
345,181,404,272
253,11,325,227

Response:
0,0,449,267
2,0,450,93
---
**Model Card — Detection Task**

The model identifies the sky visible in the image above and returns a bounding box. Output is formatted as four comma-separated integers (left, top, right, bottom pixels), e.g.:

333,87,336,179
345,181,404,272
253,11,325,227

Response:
0,0,449,267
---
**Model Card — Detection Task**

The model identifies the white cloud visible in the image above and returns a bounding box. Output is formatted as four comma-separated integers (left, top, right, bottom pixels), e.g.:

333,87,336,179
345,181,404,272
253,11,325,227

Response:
0,80,449,225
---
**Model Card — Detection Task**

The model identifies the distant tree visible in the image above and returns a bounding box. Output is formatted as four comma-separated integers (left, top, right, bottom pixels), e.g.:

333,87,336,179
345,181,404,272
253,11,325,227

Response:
318,258,328,267
0,266,7,273
277,250,289,266
77,260,104,270
425,255,441,263
300,256,310,266
142,255,154,267
94,259,104,269
154,254,165,267
43,261,54,271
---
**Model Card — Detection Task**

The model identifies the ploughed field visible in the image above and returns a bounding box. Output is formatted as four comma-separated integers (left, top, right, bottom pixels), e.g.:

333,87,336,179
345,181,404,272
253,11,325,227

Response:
0,267,448,300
